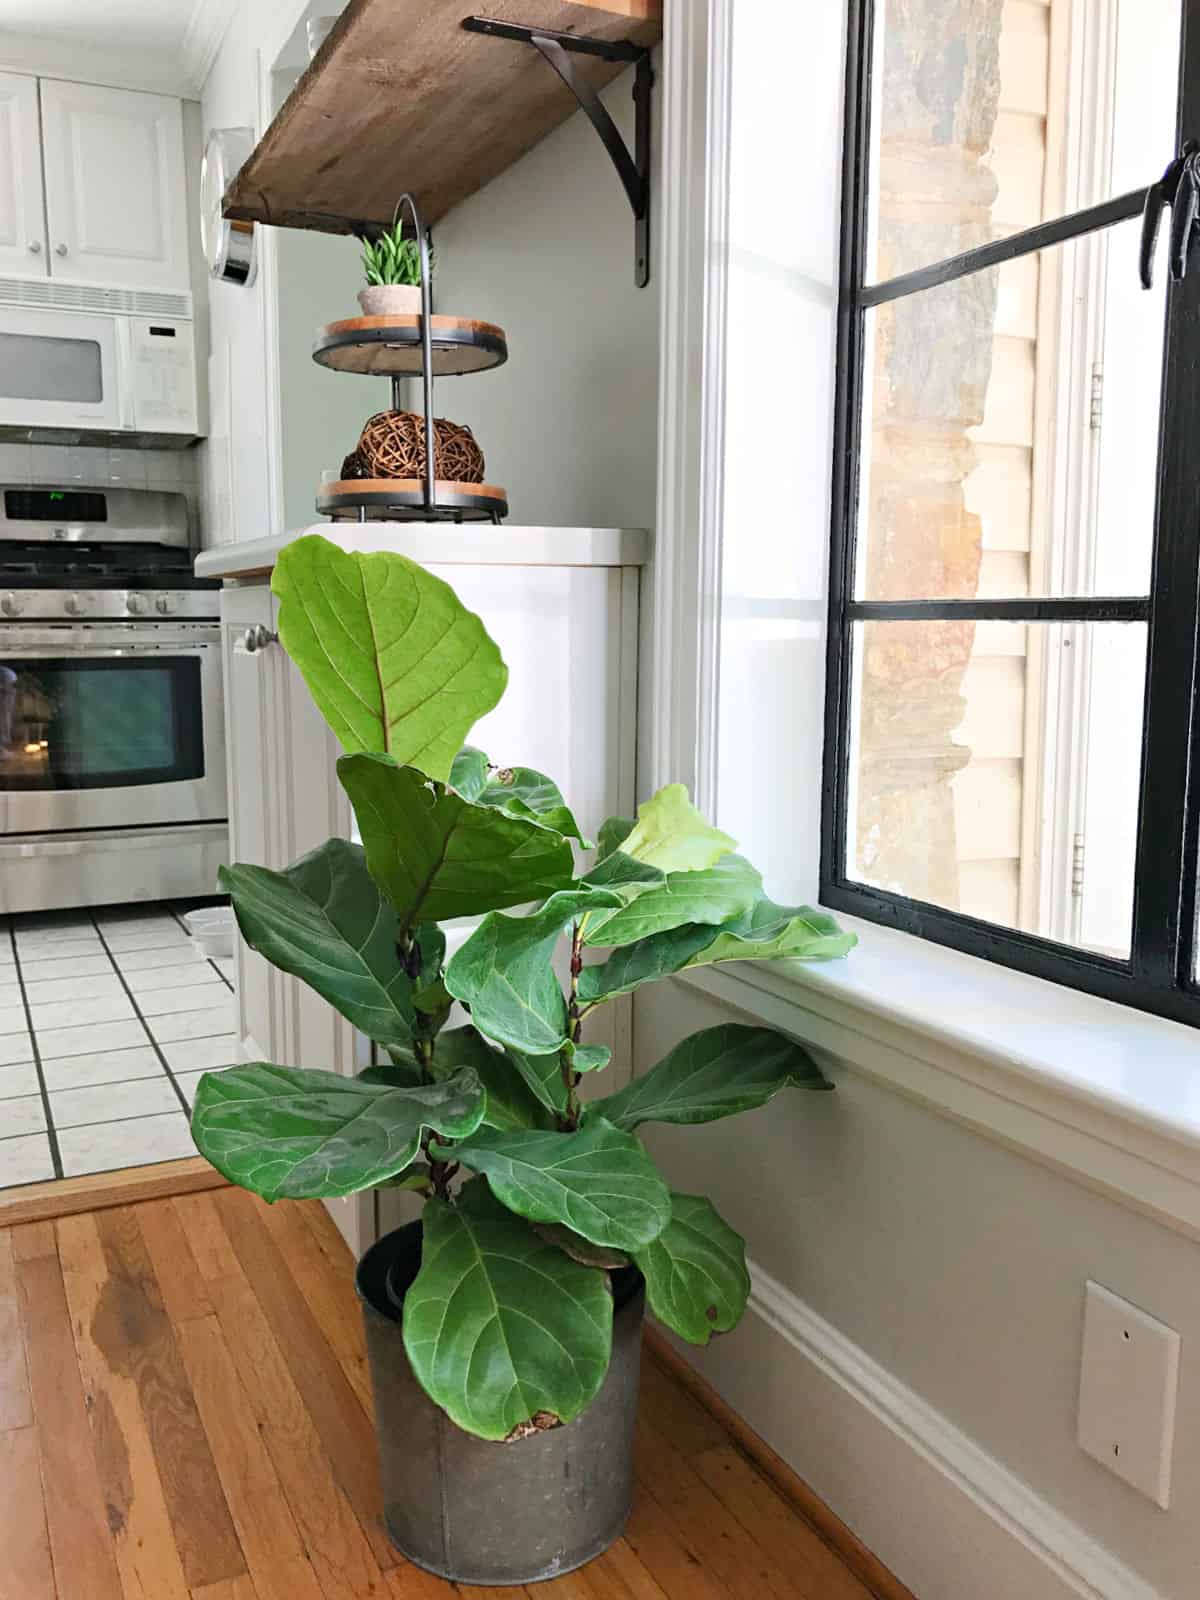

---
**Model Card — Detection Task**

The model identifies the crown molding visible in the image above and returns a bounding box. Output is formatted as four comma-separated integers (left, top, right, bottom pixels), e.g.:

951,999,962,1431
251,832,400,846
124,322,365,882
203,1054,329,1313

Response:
181,0,238,94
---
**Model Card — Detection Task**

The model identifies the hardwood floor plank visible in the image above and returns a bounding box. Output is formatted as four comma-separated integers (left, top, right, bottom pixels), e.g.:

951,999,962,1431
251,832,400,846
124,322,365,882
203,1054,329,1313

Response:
0,1230,32,1431
296,1196,356,1270
638,1358,727,1457
693,1445,874,1600
0,1426,56,1600
382,1566,459,1598
10,1221,58,1262
253,1196,373,1414
205,1268,388,1600
133,1200,212,1324
175,1315,325,1600
91,1208,244,1589
622,1490,728,1600
171,1193,241,1284
594,1541,671,1600
57,1212,192,1600
0,1158,223,1229
213,1187,397,1571
16,1251,123,1600
191,1572,261,1599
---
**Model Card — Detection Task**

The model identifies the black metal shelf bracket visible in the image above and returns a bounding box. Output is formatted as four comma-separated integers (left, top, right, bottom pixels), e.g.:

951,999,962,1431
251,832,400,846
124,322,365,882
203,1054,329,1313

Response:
462,16,653,287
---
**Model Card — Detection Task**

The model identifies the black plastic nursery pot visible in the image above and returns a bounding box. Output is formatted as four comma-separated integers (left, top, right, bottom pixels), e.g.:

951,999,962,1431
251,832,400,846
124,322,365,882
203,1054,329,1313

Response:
356,1221,645,1587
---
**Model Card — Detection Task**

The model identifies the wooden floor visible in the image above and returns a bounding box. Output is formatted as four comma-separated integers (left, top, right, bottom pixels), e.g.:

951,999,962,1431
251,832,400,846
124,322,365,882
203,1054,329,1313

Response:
0,1189,885,1600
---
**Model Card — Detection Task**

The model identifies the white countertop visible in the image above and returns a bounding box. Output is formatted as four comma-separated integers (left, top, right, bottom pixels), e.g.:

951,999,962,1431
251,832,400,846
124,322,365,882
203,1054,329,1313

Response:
195,524,651,580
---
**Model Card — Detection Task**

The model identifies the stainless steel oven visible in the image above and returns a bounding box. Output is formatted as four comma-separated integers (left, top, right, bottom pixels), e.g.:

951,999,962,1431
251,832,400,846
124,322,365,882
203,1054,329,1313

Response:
0,620,226,834
0,483,228,913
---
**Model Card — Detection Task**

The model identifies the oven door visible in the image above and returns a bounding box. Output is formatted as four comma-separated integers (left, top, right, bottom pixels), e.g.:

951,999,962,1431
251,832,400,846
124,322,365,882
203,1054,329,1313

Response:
0,306,123,431
0,623,226,835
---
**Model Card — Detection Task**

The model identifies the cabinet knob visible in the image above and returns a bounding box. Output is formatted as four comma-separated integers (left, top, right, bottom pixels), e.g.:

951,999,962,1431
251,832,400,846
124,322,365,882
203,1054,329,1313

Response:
27,241,41,255
241,624,278,654
54,243,68,257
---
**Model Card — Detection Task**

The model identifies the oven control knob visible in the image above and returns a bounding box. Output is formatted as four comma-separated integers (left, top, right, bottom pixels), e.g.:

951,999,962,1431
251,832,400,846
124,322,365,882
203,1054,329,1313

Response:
64,593,86,616
155,594,176,616
126,593,148,616
1,593,22,617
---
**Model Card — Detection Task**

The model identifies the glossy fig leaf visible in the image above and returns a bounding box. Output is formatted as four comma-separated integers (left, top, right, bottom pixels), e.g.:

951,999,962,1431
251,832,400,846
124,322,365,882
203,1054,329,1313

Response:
475,760,592,847
503,1045,569,1116
402,1180,612,1441
582,855,762,949
596,815,635,860
430,1026,553,1133
619,784,736,873
444,887,623,1054
633,1193,750,1345
578,896,856,1005
565,1042,611,1074
449,745,490,800
534,1223,629,1270
272,534,506,780
587,1023,830,1134
338,753,575,934
191,1063,486,1201
220,842,417,1050
433,1117,672,1251
581,850,666,893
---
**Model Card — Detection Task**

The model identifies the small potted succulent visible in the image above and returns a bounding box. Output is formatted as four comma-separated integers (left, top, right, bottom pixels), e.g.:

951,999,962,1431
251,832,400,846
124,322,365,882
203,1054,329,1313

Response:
358,214,431,316
191,534,855,1587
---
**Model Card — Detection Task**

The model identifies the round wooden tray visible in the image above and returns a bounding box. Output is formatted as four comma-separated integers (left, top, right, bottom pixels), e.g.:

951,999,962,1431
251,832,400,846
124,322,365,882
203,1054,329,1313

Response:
312,314,508,376
317,478,509,522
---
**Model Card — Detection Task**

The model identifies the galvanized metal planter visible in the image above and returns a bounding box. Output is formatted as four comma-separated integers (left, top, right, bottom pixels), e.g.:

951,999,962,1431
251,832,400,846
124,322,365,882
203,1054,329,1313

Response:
357,1221,645,1587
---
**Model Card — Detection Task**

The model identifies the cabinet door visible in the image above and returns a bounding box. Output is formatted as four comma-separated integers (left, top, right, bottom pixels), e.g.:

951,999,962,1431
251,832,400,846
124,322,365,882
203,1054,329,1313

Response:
0,72,47,276
39,80,188,290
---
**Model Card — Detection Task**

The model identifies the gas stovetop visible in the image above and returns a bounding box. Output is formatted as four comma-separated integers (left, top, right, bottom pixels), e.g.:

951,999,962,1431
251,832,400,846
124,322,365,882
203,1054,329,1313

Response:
0,543,219,621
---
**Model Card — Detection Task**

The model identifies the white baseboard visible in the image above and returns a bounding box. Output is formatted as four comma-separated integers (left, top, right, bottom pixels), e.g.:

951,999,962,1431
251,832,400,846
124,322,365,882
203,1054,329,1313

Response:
669,1259,1165,1600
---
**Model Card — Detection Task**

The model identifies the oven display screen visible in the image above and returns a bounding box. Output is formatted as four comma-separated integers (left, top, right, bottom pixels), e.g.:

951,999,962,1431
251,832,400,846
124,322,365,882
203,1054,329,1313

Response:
4,489,108,522
0,657,204,790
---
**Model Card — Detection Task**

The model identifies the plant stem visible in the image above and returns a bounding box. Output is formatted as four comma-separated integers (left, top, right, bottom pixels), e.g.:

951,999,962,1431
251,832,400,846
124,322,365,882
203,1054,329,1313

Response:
559,922,586,1130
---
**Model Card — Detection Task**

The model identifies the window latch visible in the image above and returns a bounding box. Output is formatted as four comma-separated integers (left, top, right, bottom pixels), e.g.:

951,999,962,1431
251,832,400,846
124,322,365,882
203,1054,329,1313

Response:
1139,140,1200,289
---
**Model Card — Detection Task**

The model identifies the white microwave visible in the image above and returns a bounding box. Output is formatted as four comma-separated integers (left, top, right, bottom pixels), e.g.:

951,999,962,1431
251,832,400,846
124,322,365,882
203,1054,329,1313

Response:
0,281,199,443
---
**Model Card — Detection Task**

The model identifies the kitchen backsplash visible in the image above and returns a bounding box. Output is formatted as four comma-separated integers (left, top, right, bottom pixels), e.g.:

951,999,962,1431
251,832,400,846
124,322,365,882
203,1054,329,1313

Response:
0,442,201,542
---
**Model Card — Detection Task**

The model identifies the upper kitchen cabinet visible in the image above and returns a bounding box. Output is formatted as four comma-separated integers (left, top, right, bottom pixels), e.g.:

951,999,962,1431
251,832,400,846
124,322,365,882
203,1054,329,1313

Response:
38,80,190,291
0,71,47,274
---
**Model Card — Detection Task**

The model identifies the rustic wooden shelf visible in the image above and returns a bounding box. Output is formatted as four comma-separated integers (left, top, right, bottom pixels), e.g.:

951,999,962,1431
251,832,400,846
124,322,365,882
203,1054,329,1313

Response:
313,313,508,376
224,0,662,237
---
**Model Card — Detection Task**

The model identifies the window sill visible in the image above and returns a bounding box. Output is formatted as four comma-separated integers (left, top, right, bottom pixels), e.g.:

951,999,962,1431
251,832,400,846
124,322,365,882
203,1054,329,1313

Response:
675,916,1200,1239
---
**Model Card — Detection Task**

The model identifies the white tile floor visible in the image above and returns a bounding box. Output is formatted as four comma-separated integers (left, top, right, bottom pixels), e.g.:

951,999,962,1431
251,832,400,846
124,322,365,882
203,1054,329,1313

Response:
0,901,238,1189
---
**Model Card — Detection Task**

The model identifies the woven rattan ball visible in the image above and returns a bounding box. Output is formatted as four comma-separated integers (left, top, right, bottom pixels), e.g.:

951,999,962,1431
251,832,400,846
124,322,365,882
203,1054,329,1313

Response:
357,410,486,484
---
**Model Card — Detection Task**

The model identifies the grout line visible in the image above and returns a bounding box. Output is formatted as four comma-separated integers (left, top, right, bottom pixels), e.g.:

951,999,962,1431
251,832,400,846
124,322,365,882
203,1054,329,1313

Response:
3,1106,192,1140
89,912,193,1117
0,1065,198,1108
166,901,236,993
6,924,64,1181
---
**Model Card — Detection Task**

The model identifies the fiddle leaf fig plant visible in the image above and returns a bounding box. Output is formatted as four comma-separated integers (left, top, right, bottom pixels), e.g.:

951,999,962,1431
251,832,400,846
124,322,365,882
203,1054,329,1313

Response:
191,532,856,1443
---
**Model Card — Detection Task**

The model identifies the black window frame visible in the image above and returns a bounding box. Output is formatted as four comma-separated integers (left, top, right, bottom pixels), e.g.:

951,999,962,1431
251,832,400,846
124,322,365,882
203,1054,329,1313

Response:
821,0,1200,1027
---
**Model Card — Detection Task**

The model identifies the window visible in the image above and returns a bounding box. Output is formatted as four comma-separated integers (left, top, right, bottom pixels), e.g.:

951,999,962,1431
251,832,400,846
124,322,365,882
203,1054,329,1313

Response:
822,0,1200,1022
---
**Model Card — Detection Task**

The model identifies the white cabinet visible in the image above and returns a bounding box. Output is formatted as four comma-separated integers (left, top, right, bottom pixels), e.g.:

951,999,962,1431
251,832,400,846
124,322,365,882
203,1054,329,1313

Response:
39,80,189,290
0,72,46,275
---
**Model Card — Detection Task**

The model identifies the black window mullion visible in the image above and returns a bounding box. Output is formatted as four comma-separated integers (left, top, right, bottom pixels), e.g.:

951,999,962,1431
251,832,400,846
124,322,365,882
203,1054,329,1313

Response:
1130,0,1200,989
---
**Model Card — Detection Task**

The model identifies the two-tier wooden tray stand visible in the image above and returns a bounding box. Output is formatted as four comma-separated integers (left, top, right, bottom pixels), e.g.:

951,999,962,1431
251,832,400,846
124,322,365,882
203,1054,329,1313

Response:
312,193,509,523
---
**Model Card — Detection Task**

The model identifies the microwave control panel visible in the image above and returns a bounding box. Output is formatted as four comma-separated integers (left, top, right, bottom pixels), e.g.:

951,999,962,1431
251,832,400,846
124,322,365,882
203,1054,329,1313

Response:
128,318,197,433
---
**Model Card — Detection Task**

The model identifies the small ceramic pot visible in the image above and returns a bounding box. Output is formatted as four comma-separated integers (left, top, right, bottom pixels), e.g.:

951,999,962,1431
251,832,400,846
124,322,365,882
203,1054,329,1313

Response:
357,284,422,317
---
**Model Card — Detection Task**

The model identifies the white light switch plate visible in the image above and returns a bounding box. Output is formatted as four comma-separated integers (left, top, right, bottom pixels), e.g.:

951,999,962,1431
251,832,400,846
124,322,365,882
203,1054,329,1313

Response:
1078,1282,1180,1508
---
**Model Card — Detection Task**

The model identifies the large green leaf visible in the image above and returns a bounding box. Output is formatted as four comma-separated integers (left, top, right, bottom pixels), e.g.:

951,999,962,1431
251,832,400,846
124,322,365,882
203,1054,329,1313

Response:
338,754,575,933
430,1026,553,1132
220,842,417,1050
578,896,856,1006
596,815,634,860
582,855,762,948
588,1023,830,1133
444,887,622,1054
633,1194,750,1346
503,1045,569,1116
190,1063,486,1200
581,850,665,893
272,534,505,780
468,754,591,846
402,1180,612,1441
433,1118,672,1252
619,784,736,873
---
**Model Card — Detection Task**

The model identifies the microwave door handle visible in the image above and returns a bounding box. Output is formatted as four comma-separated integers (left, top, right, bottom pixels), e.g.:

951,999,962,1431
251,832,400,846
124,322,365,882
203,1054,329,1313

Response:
115,318,135,431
